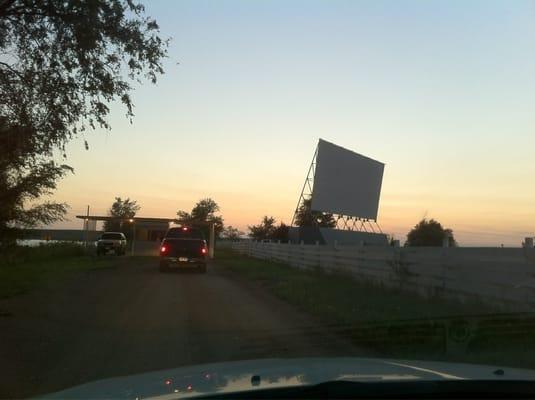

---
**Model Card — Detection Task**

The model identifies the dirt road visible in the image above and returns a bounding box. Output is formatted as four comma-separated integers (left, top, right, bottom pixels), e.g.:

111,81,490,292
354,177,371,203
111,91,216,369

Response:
0,257,361,398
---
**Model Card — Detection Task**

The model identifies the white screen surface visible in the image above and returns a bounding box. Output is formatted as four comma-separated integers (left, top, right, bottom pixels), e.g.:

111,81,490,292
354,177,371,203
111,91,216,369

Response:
311,139,384,220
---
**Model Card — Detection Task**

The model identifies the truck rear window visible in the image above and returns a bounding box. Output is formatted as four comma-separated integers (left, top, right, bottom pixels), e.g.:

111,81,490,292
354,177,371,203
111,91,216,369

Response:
165,227,204,239
163,239,204,249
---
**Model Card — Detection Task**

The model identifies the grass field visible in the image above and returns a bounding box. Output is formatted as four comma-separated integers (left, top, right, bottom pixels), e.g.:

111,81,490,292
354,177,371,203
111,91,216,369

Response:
216,247,535,369
0,243,116,299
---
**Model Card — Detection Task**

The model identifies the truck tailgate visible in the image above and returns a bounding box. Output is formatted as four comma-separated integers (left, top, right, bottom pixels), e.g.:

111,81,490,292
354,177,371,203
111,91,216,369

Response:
161,239,205,258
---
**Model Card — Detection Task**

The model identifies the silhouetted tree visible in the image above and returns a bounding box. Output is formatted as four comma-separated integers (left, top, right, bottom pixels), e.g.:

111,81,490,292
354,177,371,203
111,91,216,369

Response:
0,153,71,247
248,216,276,241
271,222,290,242
221,226,244,241
177,198,224,238
248,217,290,242
294,198,336,228
103,197,140,239
0,1,168,247
405,219,457,247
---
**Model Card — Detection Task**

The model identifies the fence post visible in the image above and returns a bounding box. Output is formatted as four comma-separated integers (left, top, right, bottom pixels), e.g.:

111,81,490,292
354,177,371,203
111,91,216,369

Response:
287,241,292,265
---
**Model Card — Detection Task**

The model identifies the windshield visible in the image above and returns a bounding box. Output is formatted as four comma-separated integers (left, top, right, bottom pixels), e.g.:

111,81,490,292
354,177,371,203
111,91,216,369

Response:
100,233,124,240
2,1,535,399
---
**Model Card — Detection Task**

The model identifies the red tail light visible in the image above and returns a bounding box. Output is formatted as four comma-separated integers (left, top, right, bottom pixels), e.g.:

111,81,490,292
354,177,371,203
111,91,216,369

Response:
201,247,207,255
160,245,167,253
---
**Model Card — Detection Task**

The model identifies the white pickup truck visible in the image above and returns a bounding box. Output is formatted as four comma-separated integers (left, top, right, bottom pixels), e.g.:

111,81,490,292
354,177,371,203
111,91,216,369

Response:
96,232,127,256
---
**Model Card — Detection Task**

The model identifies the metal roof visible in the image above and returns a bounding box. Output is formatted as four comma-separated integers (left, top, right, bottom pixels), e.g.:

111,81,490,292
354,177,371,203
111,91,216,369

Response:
75,216,214,226
76,215,178,223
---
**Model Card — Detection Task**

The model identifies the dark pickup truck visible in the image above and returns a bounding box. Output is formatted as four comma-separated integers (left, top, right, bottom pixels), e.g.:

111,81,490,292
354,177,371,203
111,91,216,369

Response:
159,226,208,273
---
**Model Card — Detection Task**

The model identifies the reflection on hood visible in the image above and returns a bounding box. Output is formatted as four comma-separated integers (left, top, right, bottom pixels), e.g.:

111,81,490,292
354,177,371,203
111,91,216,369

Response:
41,357,535,399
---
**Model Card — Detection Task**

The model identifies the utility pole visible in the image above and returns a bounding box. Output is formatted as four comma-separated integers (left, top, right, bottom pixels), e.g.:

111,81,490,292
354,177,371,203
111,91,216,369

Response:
209,222,215,259
131,218,136,256
85,205,90,250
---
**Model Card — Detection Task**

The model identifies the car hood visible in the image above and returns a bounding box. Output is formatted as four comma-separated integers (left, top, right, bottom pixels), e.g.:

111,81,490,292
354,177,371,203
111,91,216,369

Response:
42,357,535,399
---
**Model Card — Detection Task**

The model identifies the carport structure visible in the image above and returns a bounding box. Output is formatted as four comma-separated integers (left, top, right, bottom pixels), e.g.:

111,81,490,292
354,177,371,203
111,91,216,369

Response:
75,215,216,258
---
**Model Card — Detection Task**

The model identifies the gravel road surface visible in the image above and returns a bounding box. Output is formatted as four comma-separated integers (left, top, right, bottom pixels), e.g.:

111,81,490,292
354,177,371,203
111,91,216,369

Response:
0,257,361,398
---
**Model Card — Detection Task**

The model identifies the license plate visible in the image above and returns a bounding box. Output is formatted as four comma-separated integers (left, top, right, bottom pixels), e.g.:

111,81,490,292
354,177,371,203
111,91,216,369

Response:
178,257,188,262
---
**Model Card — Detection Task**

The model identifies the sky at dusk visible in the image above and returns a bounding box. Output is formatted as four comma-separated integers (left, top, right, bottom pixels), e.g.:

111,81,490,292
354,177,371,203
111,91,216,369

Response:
49,0,535,246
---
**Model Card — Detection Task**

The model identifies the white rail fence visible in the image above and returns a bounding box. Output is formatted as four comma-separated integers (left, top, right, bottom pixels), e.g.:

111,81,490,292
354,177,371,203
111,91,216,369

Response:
231,241,535,311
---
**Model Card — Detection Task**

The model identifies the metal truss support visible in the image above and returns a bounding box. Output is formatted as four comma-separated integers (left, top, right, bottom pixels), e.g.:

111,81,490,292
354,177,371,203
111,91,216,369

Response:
291,145,318,226
334,214,383,234
290,143,384,235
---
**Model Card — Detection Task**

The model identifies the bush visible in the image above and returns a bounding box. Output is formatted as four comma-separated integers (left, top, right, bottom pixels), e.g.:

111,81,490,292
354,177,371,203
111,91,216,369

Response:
406,219,457,247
